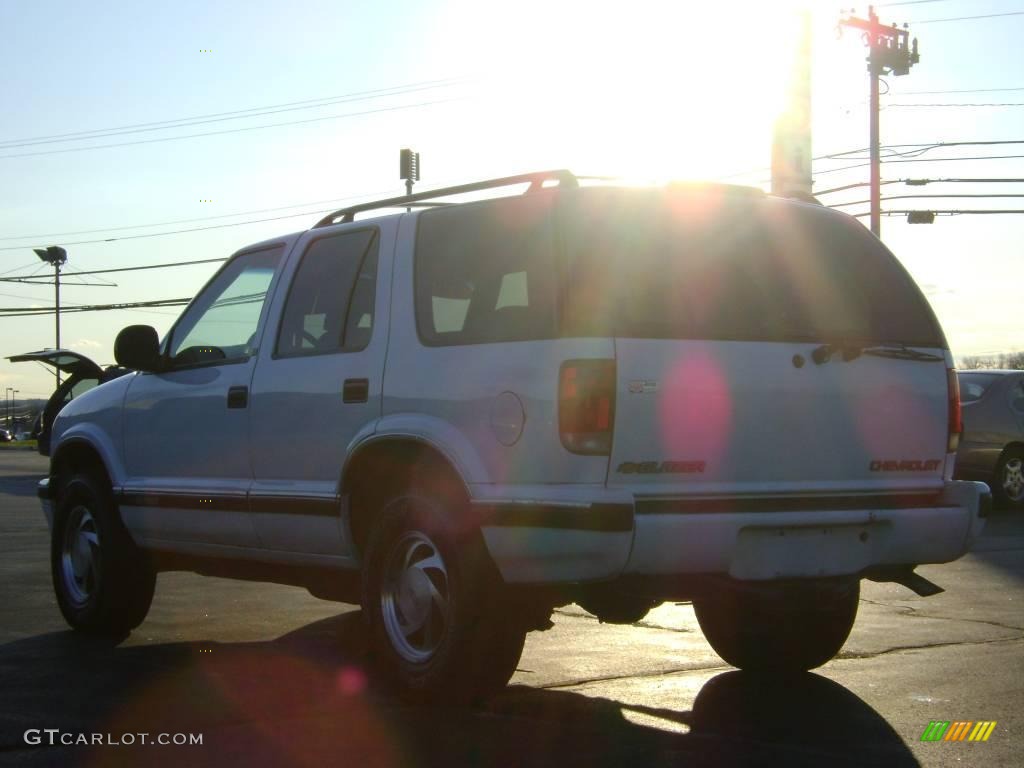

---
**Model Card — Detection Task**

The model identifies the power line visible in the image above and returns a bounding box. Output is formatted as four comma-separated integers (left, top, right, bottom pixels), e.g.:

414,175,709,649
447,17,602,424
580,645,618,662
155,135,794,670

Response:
0,97,463,160
816,177,1024,194
0,175,471,254
887,102,1024,107
815,154,1024,175
886,153,1024,163
819,139,1024,160
0,298,190,317
915,11,1024,24
892,86,1024,95
0,258,226,283
0,292,87,306
48,258,227,278
854,209,1024,217
0,276,117,286
0,189,395,242
0,79,464,150
0,261,41,277
831,193,1024,207
720,140,1024,181
0,207,339,253
851,208,1024,218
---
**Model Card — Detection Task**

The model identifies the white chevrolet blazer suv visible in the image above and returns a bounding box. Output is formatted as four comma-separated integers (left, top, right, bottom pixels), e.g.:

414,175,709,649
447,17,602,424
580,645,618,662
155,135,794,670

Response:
37,171,990,701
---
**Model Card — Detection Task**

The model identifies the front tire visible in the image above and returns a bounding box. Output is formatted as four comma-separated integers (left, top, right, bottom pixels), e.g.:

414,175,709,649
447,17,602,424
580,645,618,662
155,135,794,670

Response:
361,493,525,702
694,578,859,673
51,473,156,636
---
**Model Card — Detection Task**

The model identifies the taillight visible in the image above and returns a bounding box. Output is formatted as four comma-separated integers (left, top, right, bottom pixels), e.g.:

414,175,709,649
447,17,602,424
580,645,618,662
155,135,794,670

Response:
559,359,616,455
947,367,962,453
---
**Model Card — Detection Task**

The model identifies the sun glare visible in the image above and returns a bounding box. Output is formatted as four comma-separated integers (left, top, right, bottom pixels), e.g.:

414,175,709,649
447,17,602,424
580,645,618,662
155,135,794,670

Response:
431,0,808,183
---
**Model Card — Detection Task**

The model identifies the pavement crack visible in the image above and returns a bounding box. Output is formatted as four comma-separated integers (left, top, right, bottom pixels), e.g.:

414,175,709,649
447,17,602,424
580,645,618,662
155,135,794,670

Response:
859,597,1024,632
537,663,731,690
837,634,1023,660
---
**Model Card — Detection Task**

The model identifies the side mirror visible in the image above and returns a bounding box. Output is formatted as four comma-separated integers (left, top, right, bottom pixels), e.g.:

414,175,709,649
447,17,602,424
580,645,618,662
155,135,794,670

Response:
114,325,162,372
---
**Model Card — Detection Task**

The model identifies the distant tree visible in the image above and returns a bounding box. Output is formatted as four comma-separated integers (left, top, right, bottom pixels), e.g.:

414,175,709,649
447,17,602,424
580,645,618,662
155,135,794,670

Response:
961,355,989,370
998,351,1024,370
959,351,1024,370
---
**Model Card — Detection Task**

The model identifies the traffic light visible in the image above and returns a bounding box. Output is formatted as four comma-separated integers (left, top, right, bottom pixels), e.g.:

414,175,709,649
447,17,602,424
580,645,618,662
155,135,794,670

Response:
907,211,936,224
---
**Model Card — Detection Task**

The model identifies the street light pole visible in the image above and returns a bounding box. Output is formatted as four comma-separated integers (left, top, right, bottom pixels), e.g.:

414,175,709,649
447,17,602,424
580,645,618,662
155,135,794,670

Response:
33,246,67,389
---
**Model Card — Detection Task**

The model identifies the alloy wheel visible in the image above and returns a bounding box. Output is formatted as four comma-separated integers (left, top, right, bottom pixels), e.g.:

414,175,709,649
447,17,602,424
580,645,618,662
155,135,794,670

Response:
380,530,451,663
60,505,100,607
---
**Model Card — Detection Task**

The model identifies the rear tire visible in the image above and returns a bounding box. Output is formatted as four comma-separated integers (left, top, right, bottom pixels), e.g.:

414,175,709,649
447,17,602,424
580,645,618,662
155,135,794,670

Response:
361,492,526,702
694,578,859,673
51,473,156,636
994,447,1024,510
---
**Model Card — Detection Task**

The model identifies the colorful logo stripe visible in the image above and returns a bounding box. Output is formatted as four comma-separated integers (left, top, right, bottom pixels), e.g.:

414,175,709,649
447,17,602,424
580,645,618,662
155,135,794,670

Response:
920,721,997,742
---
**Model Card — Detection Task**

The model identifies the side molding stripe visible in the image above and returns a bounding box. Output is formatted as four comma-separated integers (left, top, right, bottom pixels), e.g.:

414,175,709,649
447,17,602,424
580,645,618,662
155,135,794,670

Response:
115,492,340,517
474,503,633,533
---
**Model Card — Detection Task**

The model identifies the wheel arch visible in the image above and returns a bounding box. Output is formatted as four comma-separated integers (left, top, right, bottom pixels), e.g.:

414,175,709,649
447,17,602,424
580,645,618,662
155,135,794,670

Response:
997,441,1024,464
341,435,471,557
51,438,115,497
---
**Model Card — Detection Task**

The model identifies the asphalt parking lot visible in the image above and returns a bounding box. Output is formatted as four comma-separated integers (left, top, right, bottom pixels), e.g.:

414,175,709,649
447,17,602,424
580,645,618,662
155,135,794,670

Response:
1,449,1021,767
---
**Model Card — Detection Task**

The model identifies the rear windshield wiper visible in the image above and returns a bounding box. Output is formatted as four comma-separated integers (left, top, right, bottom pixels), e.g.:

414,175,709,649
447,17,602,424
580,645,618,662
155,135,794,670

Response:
859,343,944,362
811,341,944,364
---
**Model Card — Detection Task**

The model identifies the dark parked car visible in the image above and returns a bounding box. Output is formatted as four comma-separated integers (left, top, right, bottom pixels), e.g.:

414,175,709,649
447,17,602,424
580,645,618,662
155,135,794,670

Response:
6,350,129,456
0,428,12,443
955,370,1024,509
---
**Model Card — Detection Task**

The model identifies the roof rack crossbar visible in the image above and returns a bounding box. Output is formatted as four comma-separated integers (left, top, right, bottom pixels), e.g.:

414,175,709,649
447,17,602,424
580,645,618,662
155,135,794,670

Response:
313,169,578,227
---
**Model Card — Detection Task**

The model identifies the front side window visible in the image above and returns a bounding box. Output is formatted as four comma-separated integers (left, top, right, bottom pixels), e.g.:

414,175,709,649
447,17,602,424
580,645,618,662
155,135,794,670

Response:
415,195,557,346
276,229,379,356
169,246,283,365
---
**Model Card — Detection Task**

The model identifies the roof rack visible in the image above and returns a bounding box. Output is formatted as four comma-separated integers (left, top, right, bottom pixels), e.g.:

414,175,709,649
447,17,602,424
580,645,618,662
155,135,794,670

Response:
313,169,579,228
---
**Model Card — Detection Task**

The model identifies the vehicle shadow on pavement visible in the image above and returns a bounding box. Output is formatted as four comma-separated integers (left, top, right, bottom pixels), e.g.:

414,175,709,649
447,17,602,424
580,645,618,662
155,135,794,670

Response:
0,474,46,498
0,612,918,768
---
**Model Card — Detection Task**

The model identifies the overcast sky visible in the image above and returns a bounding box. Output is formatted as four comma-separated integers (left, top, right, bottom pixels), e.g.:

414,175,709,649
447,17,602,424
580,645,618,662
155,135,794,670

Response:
1,0,1021,402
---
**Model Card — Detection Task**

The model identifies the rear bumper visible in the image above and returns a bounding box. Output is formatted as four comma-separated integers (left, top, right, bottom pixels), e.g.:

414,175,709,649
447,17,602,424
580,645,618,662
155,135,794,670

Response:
477,481,990,584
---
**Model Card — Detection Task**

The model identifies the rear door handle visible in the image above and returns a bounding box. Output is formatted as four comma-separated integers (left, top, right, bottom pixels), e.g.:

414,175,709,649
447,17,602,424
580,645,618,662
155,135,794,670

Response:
342,378,369,404
227,386,248,409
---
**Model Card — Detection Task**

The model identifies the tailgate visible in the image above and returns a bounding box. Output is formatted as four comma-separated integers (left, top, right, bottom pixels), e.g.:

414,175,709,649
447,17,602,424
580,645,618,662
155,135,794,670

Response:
608,339,949,494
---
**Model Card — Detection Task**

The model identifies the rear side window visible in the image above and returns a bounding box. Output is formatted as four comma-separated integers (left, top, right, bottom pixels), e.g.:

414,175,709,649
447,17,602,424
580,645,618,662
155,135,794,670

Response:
563,189,944,346
276,229,379,356
415,195,557,345
958,373,999,403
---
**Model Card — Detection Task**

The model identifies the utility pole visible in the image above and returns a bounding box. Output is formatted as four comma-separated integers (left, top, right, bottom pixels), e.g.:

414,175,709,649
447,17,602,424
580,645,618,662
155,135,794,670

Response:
839,6,919,238
33,246,67,388
11,390,17,435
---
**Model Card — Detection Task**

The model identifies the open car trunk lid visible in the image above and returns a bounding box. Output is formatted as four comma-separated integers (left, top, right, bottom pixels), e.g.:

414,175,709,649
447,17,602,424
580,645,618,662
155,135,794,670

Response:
7,349,104,379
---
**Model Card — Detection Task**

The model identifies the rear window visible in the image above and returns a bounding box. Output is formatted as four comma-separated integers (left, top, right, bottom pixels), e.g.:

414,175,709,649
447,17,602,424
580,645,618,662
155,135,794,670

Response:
563,189,944,346
958,373,1000,403
414,195,557,345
